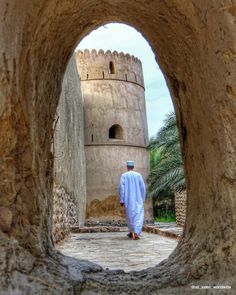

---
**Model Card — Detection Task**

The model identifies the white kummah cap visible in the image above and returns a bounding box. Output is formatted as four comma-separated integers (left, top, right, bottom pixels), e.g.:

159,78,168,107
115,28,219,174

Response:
127,160,134,167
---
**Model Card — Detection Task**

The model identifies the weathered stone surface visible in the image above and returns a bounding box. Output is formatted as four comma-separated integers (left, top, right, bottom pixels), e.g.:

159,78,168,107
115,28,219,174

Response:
86,195,125,220
53,186,78,243
0,206,12,232
0,0,236,293
53,56,86,231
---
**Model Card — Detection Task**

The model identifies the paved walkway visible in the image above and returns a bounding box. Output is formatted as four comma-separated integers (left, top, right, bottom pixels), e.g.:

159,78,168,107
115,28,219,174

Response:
56,231,178,272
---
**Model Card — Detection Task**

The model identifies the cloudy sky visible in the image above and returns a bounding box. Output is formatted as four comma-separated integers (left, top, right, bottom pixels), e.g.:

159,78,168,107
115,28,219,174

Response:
77,23,174,137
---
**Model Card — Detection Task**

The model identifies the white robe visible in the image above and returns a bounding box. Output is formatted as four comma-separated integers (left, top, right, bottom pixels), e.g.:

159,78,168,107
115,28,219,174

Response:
119,171,146,235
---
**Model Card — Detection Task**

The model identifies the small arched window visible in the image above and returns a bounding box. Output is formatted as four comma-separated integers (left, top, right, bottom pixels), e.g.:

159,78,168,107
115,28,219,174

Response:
109,61,115,74
109,124,123,139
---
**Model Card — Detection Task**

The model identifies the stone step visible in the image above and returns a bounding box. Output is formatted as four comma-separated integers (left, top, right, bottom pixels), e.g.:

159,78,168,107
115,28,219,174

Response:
143,225,182,239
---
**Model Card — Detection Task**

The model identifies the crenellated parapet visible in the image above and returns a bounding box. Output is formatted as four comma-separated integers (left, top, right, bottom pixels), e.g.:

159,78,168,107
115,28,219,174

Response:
75,49,145,88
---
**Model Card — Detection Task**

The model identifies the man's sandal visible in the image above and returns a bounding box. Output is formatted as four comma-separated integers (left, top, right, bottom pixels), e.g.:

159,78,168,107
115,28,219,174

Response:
132,233,139,240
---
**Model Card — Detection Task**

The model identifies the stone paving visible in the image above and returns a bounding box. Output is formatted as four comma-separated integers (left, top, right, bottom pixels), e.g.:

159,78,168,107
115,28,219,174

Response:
56,231,178,272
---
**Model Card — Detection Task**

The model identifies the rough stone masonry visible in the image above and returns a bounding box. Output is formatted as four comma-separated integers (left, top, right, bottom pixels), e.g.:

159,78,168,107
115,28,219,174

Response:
0,0,236,294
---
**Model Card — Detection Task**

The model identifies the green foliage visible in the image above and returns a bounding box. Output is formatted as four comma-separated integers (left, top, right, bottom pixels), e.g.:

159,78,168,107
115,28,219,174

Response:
152,188,175,221
155,215,176,222
148,112,186,200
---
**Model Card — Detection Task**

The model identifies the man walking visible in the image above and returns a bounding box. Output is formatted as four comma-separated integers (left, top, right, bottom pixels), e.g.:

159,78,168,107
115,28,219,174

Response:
119,161,146,240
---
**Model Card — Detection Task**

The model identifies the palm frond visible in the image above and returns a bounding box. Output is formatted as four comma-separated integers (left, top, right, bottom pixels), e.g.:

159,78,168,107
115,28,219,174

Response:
148,111,186,199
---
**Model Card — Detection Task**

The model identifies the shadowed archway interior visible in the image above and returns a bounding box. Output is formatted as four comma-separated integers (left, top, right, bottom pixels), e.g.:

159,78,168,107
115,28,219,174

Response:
0,1,235,294
109,124,123,139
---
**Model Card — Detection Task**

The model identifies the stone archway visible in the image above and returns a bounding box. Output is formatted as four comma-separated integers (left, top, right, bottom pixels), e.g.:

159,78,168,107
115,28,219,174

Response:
0,1,235,293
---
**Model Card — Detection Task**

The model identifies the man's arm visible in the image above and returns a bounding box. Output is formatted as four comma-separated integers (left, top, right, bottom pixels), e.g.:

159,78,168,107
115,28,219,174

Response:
139,175,146,202
119,175,125,205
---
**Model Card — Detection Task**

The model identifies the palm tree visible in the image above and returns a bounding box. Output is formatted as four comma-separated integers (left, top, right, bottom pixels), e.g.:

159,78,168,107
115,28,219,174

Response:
148,112,186,199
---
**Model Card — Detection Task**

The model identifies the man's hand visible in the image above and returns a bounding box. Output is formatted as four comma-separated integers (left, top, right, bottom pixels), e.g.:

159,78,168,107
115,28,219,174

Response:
120,202,124,206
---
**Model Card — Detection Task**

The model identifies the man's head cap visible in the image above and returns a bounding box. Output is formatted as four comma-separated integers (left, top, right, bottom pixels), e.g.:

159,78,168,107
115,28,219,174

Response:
127,160,134,167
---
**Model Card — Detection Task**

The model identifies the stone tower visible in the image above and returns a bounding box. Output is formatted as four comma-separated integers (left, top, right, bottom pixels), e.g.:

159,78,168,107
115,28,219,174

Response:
76,49,152,221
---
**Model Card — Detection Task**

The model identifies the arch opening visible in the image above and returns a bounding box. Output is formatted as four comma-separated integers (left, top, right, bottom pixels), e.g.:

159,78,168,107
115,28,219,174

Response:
108,124,123,139
109,61,115,74
54,23,184,278
41,11,236,287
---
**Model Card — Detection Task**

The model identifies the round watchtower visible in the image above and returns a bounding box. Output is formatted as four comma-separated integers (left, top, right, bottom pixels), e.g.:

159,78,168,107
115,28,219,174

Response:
76,49,152,222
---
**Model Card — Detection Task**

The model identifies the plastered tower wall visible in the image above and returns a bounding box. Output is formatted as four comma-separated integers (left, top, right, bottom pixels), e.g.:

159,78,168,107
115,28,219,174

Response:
76,49,152,221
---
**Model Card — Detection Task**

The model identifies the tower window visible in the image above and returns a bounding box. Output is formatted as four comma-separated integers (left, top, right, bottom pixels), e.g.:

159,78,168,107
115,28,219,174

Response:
109,61,115,74
109,124,123,139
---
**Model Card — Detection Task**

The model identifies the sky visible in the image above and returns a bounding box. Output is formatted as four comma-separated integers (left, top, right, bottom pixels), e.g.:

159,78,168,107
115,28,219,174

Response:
76,23,174,138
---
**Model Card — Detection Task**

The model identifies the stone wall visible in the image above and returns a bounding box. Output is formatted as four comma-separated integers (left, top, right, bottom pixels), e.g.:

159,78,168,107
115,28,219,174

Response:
52,56,86,242
175,191,187,227
53,186,78,243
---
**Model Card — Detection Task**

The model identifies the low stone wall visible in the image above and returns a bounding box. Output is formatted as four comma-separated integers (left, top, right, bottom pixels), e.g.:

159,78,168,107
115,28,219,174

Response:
52,186,78,243
84,219,153,227
72,226,127,233
143,224,182,239
175,191,187,227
